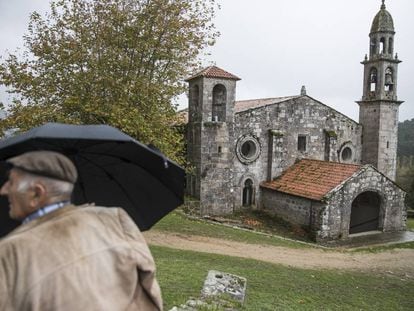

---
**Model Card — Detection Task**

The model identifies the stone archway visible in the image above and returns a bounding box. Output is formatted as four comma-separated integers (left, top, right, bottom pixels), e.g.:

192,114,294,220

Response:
349,191,382,234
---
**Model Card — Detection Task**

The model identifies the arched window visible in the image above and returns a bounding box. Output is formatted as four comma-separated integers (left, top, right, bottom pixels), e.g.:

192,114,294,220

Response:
242,179,254,206
369,67,378,92
379,37,386,54
388,37,393,55
384,67,394,92
212,84,226,121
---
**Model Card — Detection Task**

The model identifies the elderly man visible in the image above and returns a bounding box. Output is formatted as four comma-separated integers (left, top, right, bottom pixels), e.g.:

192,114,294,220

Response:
0,151,163,310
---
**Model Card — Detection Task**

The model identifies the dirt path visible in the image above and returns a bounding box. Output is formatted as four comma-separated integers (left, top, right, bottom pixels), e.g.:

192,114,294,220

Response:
144,231,414,276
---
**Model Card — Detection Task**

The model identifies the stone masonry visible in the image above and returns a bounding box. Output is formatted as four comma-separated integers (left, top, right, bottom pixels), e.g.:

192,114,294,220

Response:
184,2,406,242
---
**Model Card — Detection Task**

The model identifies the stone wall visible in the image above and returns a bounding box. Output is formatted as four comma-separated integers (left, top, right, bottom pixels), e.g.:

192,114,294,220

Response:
359,101,399,181
232,96,362,210
318,165,406,242
259,165,406,243
199,121,235,215
187,76,238,215
260,188,313,225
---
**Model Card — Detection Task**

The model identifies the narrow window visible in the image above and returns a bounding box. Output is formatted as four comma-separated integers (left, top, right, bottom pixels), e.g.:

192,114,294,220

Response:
218,146,222,153
242,179,254,206
212,84,226,121
387,141,389,149
298,135,306,152
324,132,331,161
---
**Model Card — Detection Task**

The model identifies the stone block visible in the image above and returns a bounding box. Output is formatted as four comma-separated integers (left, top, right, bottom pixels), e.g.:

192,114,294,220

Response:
201,270,247,304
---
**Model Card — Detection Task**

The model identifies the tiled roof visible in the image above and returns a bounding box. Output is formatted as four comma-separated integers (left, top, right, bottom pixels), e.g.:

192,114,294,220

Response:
185,66,241,81
261,159,361,201
235,96,299,113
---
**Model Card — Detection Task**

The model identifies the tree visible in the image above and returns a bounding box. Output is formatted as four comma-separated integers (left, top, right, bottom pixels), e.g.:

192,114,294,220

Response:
398,118,414,157
406,170,414,210
0,0,219,163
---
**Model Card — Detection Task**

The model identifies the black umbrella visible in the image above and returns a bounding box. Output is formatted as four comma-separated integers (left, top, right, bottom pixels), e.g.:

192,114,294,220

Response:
0,123,185,237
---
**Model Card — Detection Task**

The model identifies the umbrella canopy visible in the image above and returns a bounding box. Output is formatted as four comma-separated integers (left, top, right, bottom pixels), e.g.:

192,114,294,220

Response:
0,123,185,237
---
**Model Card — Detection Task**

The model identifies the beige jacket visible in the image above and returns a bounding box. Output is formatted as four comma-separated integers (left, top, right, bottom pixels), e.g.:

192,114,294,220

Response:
0,205,163,310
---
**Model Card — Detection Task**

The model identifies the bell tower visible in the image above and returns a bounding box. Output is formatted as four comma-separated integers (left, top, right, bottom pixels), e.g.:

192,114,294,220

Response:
357,0,403,180
186,66,240,215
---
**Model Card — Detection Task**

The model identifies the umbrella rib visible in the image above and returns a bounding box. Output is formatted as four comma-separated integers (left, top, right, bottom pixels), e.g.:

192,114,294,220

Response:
72,155,89,203
82,150,181,199
75,154,147,223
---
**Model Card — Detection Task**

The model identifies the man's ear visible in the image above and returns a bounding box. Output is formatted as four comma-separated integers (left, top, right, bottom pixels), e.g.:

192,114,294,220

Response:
31,183,47,205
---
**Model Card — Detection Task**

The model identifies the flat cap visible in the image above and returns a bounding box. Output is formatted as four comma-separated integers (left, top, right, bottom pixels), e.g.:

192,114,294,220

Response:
7,151,78,183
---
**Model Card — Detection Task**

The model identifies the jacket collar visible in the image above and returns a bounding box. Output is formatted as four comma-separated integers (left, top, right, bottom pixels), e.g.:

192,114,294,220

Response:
8,204,78,237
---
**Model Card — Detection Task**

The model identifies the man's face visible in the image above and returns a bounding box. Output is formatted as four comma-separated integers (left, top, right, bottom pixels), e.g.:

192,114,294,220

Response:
0,169,34,220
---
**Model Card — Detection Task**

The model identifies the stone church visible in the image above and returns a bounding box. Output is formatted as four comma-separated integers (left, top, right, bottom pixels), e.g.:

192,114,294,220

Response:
183,1,406,242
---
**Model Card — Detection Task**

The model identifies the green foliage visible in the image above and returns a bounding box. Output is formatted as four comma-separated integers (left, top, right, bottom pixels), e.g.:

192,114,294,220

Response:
0,0,219,163
407,218,414,231
397,119,414,207
152,246,414,310
398,118,414,157
406,178,414,209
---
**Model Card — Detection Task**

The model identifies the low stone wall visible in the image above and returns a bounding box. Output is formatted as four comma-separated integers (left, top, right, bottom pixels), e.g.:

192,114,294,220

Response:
260,188,313,226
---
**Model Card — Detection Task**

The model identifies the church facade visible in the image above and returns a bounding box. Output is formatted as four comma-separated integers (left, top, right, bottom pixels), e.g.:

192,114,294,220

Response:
184,2,406,242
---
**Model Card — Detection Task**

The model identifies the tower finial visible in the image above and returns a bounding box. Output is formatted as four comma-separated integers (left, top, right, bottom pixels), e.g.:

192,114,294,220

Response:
300,85,307,96
381,0,386,9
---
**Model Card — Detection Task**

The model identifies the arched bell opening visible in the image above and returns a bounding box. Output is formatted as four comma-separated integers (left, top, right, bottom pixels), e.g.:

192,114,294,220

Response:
368,67,378,93
349,191,382,234
242,179,254,207
384,67,394,92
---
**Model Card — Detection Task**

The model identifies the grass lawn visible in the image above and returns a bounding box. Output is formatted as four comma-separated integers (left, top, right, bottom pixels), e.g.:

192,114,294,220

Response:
153,212,315,249
152,246,414,310
154,211,414,251
407,218,414,231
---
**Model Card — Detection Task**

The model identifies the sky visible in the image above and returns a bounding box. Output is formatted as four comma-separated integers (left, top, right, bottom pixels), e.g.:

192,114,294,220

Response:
1,0,413,121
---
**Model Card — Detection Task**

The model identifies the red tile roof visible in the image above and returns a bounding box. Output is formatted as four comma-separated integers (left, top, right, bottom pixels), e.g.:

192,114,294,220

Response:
185,66,241,81
261,159,361,201
235,96,299,113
